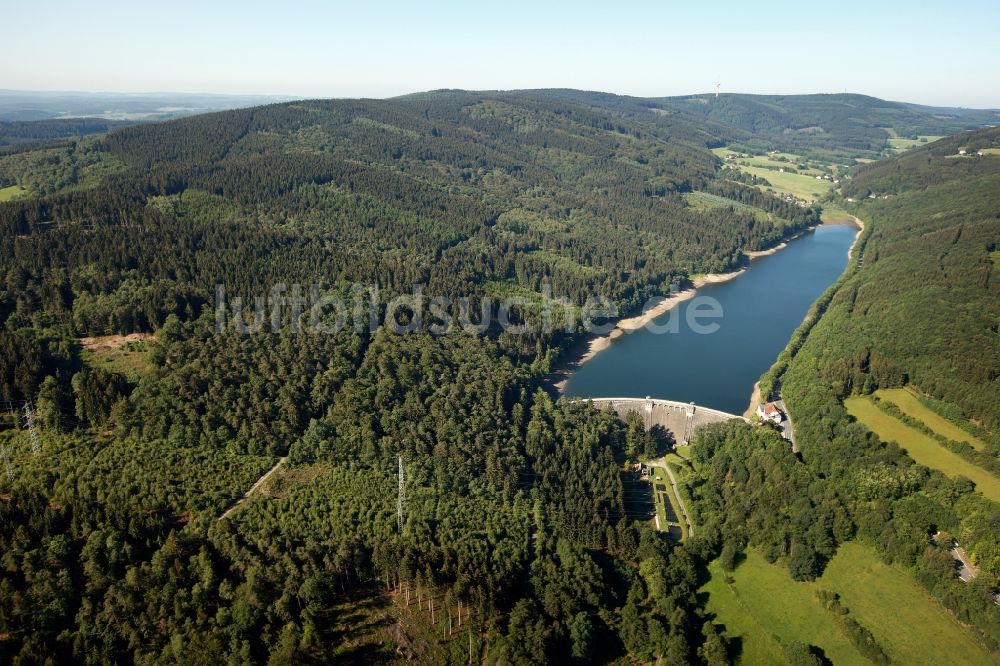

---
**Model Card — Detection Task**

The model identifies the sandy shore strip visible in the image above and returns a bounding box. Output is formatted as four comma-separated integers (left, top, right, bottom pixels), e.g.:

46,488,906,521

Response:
743,381,761,419
845,215,865,259
549,269,745,393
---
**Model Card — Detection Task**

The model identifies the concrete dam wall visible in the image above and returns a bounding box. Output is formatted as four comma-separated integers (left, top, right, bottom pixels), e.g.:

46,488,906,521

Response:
579,397,744,444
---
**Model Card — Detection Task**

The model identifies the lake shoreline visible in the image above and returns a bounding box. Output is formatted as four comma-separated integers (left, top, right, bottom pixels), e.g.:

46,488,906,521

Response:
742,213,865,416
549,221,830,395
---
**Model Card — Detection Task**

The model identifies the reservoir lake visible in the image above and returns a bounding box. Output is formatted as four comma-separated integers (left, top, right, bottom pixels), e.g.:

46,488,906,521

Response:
562,223,858,414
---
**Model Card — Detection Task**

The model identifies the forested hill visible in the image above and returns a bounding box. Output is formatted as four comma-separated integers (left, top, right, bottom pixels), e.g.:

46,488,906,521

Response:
0,90,819,663
790,125,1000,427
695,129,1000,662
0,90,817,330
0,118,132,152
422,90,998,161
844,125,1000,196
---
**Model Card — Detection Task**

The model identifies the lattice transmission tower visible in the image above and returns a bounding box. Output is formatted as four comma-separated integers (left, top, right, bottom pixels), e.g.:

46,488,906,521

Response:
23,402,41,455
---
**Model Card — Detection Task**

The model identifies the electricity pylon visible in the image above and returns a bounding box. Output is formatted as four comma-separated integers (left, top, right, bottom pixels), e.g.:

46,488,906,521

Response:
23,402,41,455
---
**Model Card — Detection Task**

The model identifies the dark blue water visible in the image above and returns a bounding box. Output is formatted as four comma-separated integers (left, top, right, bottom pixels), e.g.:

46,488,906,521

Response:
563,224,856,414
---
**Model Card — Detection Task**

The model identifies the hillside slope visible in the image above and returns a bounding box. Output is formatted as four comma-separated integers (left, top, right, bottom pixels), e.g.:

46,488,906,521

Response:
0,90,819,664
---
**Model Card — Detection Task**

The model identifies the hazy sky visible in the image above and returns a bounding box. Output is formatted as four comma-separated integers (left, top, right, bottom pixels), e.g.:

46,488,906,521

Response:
5,0,999,107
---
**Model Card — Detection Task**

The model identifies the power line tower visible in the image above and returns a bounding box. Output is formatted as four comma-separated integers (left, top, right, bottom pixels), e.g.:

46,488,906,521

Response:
22,401,41,455
397,455,405,533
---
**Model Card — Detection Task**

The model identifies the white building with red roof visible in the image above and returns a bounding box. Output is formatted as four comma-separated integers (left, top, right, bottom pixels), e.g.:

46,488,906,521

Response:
757,402,784,424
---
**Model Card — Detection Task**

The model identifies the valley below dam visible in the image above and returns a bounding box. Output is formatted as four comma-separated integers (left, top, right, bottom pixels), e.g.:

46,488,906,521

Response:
562,222,859,415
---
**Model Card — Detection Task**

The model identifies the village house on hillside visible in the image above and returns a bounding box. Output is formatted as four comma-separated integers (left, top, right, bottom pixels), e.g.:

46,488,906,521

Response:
757,402,784,424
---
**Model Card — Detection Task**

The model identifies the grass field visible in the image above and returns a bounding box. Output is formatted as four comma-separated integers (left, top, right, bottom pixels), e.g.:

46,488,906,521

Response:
887,135,944,152
876,388,986,450
743,156,823,176
991,250,1000,268
823,542,992,665
820,204,857,224
702,550,867,664
845,396,1000,502
669,446,693,463
702,543,992,665
713,146,840,202
0,185,26,202
741,165,832,202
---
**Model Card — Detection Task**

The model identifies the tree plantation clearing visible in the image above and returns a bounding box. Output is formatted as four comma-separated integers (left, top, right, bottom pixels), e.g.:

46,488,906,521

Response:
681,190,761,213
844,396,1000,503
78,332,154,350
702,544,993,665
78,332,155,381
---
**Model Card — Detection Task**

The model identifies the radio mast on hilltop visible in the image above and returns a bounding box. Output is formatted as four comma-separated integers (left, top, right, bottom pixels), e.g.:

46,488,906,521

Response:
716,78,721,98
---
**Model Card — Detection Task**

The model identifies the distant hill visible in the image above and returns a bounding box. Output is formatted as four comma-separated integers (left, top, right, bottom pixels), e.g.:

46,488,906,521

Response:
0,118,133,151
651,93,1000,160
843,125,1000,196
3,88,995,161
0,90,297,122
491,90,999,161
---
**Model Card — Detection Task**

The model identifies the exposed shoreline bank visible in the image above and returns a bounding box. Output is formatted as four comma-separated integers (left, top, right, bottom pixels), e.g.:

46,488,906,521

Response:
549,222,827,394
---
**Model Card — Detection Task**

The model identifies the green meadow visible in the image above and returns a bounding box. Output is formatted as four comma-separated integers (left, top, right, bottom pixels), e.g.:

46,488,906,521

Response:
877,388,986,450
702,543,992,665
888,135,945,152
741,165,833,202
845,395,1000,502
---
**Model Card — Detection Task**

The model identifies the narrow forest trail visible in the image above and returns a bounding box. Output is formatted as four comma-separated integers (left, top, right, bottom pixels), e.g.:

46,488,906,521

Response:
218,456,288,521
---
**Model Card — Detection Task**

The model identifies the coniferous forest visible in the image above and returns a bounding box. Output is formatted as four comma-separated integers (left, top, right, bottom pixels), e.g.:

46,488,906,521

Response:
1,90,999,663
